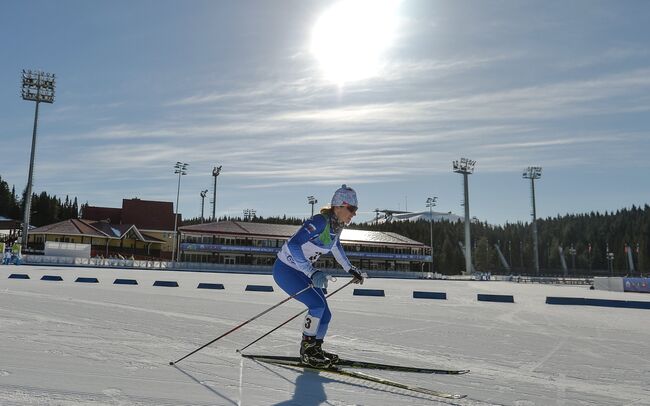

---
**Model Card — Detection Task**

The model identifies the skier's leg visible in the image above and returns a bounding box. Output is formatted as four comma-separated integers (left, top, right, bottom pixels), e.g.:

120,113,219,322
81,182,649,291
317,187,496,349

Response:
312,291,339,362
277,272,337,363
273,261,331,367
314,290,331,339
273,261,328,335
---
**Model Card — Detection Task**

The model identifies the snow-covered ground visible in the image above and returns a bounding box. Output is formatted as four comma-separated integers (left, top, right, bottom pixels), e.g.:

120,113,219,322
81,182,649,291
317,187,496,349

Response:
1,265,648,406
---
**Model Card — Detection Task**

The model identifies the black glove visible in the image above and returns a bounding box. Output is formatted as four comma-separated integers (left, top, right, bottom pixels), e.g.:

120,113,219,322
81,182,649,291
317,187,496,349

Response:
348,266,364,284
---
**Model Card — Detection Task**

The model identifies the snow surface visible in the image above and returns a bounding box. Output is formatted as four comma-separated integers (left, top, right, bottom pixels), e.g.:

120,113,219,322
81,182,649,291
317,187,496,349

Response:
1,265,649,406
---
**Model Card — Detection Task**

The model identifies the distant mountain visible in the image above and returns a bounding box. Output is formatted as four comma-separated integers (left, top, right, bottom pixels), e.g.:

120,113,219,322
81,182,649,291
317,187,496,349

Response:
371,210,463,224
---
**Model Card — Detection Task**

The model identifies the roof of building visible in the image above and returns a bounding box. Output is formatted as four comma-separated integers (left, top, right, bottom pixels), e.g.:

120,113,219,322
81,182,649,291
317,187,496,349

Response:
82,207,122,224
0,216,21,230
30,219,165,243
82,198,176,231
179,221,426,247
32,219,105,237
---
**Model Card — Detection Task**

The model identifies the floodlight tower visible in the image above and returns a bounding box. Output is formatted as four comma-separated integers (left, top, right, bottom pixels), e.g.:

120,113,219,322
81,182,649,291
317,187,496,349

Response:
607,251,615,276
200,189,208,223
426,197,438,272
243,209,256,221
307,196,318,218
172,162,188,264
523,166,542,275
20,69,56,247
211,165,222,221
453,158,476,274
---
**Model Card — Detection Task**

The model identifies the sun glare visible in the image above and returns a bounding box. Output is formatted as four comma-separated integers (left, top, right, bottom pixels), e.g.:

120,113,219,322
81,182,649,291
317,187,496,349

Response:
311,0,400,85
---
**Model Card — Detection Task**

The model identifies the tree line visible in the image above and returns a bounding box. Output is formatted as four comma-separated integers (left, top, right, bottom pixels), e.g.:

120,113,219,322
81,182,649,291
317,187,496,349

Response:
182,214,304,226
353,206,649,276
2,175,647,275
0,175,80,227
185,206,650,276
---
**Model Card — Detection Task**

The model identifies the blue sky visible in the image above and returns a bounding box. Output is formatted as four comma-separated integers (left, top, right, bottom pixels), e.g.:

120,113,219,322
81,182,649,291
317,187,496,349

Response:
1,0,649,224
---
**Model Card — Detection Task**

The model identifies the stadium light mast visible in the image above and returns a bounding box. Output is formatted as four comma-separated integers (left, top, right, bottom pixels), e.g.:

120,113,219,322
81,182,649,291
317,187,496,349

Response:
307,196,318,218
211,165,222,221
453,158,476,275
200,189,208,223
243,209,256,221
426,197,438,273
172,162,188,264
523,166,542,275
20,69,56,248
604,242,614,276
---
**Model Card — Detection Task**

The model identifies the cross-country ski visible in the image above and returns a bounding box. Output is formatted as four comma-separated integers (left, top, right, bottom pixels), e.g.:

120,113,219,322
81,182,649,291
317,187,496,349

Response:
244,354,467,399
242,353,470,375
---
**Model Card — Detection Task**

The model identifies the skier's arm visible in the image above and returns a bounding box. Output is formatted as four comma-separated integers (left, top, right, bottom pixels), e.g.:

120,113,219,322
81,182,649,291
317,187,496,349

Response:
331,237,353,272
285,215,326,277
332,239,365,284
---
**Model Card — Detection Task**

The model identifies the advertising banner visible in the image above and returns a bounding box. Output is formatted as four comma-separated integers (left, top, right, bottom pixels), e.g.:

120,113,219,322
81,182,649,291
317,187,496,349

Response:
623,278,650,293
180,243,430,261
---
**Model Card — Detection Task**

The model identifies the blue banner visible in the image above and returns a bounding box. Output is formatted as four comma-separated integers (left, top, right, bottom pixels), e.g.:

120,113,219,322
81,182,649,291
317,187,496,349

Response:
180,243,431,261
623,278,650,293
347,251,431,261
181,243,278,254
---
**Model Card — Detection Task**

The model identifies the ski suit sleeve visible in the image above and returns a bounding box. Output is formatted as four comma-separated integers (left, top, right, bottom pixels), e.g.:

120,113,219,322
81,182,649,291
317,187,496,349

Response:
331,236,353,272
285,215,327,277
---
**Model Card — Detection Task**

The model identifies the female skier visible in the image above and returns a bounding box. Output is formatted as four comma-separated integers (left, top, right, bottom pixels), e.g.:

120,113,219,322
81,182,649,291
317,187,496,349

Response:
273,184,365,367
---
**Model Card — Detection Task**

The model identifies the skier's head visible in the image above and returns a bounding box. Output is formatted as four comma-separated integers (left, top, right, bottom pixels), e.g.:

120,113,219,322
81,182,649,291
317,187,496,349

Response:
331,184,358,208
330,184,357,225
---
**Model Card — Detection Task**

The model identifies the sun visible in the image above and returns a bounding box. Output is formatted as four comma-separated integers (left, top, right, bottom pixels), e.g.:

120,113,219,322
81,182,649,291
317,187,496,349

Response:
311,0,400,85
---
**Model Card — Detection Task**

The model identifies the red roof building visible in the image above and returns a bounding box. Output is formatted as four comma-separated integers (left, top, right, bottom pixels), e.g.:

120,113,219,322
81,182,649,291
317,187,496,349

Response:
83,198,177,231
27,218,166,258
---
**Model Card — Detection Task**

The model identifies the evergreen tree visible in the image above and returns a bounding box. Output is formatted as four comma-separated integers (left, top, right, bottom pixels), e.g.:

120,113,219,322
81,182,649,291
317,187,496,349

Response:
2,173,649,275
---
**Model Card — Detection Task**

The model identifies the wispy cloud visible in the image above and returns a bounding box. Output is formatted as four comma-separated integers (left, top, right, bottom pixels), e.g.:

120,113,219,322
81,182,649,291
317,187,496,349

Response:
39,64,650,194
3,1,649,223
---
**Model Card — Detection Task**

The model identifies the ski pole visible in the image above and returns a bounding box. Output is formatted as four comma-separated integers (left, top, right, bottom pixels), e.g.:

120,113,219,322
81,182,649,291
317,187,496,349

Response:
170,284,313,365
236,279,354,353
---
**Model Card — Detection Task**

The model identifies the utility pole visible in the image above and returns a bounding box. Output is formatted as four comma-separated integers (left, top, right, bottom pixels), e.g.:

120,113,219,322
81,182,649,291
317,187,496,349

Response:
200,189,208,223
307,196,317,218
20,69,56,248
607,252,615,276
568,244,577,275
172,162,188,264
523,166,542,275
211,165,222,221
243,209,256,221
453,158,476,275
508,240,512,269
426,197,437,273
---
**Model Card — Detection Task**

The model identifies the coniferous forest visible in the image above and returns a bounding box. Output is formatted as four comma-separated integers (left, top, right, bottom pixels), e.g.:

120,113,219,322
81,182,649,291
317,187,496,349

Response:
2,174,647,276
0,175,80,228
186,207,649,276
353,207,649,277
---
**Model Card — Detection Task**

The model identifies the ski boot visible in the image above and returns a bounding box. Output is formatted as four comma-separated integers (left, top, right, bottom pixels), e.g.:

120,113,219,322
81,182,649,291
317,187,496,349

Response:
300,335,331,368
316,339,339,364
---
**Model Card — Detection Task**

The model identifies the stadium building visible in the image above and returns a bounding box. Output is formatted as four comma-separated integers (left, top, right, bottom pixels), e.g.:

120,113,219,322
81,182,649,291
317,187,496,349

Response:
178,221,431,272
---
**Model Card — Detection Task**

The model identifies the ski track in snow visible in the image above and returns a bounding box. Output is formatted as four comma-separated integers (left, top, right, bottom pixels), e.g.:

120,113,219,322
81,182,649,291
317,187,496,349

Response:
1,266,649,405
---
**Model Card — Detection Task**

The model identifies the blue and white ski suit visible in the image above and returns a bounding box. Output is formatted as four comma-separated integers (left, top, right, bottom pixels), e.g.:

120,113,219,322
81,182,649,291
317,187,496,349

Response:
273,213,353,339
